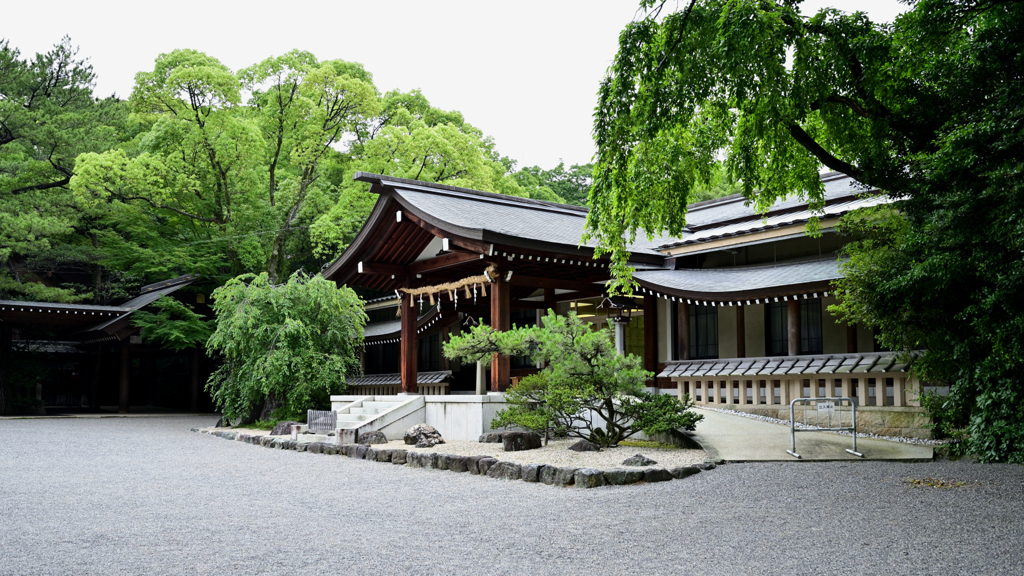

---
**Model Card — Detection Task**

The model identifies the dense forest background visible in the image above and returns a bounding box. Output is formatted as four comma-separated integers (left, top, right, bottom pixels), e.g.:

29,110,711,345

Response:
0,38,626,305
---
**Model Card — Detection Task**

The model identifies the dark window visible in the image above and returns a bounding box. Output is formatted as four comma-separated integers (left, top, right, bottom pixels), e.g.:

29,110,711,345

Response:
800,298,823,354
418,333,441,372
366,341,399,374
366,307,398,323
765,301,788,356
689,304,718,359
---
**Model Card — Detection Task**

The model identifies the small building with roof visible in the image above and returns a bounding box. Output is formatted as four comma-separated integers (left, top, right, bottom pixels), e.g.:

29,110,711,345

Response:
323,171,929,439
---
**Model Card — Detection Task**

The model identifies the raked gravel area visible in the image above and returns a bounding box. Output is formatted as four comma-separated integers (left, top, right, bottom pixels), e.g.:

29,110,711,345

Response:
2,415,1023,576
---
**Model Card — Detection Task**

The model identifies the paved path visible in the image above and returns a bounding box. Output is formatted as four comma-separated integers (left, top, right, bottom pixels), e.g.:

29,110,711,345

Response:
691,408,935,462
2,416,1022,576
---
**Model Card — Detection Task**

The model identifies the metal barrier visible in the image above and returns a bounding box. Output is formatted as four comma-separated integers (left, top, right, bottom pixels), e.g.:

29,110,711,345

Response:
786,397,863,459
307,409,336,432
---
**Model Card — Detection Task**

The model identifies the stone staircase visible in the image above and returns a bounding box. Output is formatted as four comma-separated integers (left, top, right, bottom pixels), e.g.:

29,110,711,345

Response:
286,395,425,445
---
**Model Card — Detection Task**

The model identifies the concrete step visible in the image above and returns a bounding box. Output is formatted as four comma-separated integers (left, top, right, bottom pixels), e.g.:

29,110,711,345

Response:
363,402,402,410
336,414,370,422
349,408,379,415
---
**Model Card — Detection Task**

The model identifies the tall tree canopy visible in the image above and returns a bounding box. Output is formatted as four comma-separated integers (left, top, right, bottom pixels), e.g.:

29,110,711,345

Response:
589,0,1024,461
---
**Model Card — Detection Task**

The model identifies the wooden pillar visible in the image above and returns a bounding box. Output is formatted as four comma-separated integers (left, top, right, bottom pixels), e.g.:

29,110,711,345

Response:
678,301,690,360
846,324,858,353
739,380,747,405
736,305,746,358
490,275,510,392
787,300,800,356
644,294,658,388
119,345,130,414
893,376,906,407
400,292,418,394
190,348,201,412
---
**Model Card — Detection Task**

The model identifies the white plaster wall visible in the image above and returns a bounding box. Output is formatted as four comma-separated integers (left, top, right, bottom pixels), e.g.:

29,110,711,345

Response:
422,396,510,441
745,303,766,357
718,305,738,359
657,297,673,362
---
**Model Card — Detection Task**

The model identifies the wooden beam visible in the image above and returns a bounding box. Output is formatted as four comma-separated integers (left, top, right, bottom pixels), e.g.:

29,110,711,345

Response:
400,293,418,394
358,261,407,276
490,273,510,392
788,300,800,356
401,211,493,255
644,294,658,388
408,251,486,275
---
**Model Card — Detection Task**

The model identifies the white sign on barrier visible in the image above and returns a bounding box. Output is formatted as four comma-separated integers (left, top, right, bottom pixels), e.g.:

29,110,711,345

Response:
817,401,835,416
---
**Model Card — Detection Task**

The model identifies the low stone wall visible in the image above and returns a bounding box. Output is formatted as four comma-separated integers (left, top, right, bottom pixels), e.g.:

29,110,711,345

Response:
717,404,932,438
195,428,720,489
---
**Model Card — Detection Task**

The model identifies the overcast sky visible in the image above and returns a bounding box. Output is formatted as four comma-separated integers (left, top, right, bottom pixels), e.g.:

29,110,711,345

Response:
5,0,909,170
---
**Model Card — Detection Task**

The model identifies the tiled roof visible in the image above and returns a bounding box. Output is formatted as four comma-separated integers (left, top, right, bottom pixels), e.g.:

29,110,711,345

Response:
658,351,915,379
345,371,452,386
11,340,84,354
634,258,842,298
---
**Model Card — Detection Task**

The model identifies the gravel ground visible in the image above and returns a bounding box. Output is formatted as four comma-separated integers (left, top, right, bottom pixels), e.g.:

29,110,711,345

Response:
2,416,1022,576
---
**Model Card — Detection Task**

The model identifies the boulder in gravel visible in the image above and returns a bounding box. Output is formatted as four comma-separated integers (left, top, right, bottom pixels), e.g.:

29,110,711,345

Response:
603,468,644,485
521,463,541,482
307,442,326,454
260,436,274,447
670,465,701,479
365,447,379,461
553,467,579,487
502,431,542,452
295,443,308,453
391,449,408,465
477,457,498,475
538,465,558,485
568,439,601,452
478,432,503,443
358,430,388,445
696,462,717,470
448,455,469,473
215,416,231,428
405,424,445,448
354,445,369,459
467,455,493,475
435,453,451,470
375,449,393,462
270,421,301,436
322,444,340,455
622,454,658,467
643,468,674,483
486,461,523,480
420,453,438,469
574,468,608,488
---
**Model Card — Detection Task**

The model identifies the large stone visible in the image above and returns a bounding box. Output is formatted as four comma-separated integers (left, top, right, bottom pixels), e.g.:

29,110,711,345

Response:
643,468,674,483
553,467,579,487
670,465,701,480
364,447,378,461
270,421,301,436
295,443,308,453
538,465,558,485
358,430,388,445
406,452,422,467
603,468,644,485
467,455,494,475
486,461,523,480
405,424,445,448
695,462,717,471
574,468,608,488
391,449,408,464
435,453,451,470
521,463,541,483
215,416,231,428
421,453,438,469
478,432,503,443
568,440,601,452
375,449,393,463
502,431,542,452
260,436,274,447
307,442,326,454
448,455,469,473
622,454,658,467
477,458,498,475
354,445,369,459
321,444,340,455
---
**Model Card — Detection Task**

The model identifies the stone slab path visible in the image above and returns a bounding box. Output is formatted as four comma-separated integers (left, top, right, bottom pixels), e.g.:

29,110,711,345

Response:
691,408,935,462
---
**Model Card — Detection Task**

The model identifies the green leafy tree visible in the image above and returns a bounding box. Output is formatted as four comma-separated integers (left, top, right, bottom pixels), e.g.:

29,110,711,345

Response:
0,38,131,302
444,310,702,447
589,0,1024,461
131,296,213,351
205,271,366,424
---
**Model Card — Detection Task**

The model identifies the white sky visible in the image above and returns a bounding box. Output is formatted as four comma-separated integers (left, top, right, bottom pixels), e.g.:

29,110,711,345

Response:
5,0,908,170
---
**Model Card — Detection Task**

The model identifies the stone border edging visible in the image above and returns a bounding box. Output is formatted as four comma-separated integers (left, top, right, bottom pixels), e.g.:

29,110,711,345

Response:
192,428,721,488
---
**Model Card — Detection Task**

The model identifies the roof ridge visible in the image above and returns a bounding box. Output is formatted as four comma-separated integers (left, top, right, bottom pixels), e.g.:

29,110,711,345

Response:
353,172,590,216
